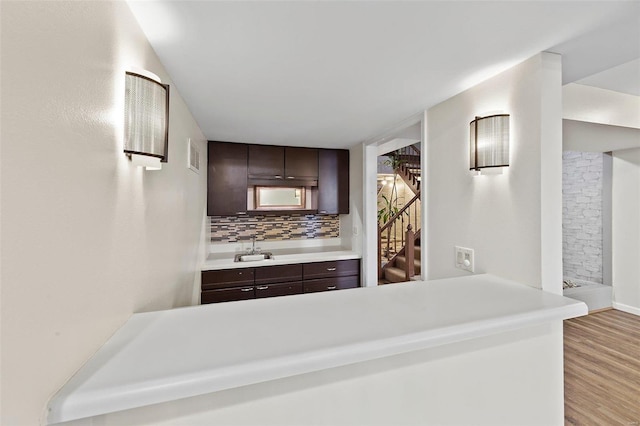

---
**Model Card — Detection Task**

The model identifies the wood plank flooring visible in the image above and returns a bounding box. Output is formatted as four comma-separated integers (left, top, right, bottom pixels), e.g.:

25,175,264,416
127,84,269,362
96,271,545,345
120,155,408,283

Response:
564,309,640,425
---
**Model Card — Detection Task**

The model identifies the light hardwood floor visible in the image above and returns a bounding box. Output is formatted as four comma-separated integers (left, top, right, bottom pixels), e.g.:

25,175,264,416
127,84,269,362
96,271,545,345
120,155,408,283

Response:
564,309,640,425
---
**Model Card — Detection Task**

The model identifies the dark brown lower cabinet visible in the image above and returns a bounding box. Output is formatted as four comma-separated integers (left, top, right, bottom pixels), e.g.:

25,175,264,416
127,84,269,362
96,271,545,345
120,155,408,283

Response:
255,281,303,298
201,286,255,304
303,276,359,293
201,259,360,305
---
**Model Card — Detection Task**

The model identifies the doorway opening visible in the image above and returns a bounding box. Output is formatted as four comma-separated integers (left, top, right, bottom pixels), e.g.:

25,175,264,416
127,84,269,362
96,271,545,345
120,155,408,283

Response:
361,112,426,287
377,143,422,284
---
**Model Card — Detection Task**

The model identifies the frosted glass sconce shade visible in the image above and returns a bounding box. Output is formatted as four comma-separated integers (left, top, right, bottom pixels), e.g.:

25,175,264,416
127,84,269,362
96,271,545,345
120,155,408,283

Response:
469,114,509,171
124,71,169,164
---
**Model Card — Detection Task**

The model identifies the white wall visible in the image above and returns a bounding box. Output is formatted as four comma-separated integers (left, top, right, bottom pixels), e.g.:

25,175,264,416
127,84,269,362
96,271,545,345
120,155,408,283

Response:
612,148,640,314
563,119,640,152
426,53,563,292
1,2,207,424
563,83,640,129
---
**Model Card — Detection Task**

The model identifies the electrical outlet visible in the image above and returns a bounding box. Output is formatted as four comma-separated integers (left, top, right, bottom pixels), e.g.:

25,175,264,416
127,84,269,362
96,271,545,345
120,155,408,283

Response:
455,246,474,272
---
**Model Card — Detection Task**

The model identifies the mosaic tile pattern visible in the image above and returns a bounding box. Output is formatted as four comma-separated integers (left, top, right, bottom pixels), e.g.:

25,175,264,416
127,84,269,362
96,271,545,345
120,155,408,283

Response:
210,214,340,243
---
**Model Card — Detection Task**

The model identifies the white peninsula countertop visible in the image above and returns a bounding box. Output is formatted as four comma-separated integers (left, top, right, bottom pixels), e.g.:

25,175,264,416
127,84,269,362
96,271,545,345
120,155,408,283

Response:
47,274,587,424
202,245,360,270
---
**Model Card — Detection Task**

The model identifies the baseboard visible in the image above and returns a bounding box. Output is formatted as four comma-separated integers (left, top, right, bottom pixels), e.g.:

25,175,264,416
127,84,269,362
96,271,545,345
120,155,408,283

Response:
612,302,640,316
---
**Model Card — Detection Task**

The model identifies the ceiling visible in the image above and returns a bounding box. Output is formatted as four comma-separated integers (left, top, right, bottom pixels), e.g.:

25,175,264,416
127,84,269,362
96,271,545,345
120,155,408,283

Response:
575,59,640,96
128,1,640,149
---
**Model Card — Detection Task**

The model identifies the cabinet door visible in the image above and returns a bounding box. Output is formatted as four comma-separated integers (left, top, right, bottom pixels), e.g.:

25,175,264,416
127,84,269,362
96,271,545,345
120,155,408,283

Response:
201,286,255,304
254,264,302,285
208,141,248,216
284,147,318,179
248,145,284,180
202,268,254,291
255,281,303,299
303,259,360,280
318,149,349,214
303,276,359,293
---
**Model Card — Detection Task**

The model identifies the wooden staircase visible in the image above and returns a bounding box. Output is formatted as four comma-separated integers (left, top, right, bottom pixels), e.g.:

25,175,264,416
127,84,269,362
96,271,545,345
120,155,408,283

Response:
396,151,421,195
378,144,422,284
382,236,421,284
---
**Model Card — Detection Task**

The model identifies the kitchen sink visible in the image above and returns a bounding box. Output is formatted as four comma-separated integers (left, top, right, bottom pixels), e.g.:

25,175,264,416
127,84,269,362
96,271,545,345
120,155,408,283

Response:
234,252,274,262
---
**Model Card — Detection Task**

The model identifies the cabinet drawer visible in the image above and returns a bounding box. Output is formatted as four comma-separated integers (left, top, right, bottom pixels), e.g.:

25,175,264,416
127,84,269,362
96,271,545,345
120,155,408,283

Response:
255,264,302,285
255,281,303,299
303,259,360,280
202,268,254,290
201,286,255,304
303,275,359,293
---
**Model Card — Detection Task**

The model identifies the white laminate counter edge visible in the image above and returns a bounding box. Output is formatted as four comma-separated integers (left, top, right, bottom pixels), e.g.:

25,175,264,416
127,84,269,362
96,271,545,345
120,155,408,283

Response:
47,274,587,424
202,249,361,270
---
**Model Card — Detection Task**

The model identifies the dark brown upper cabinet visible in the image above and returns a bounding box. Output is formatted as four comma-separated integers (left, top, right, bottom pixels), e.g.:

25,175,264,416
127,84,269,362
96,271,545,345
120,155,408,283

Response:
207,141,248,216
208,141,349,216
248,145,284,180
247,145,318,185
317,149,349,214
284,147,318,180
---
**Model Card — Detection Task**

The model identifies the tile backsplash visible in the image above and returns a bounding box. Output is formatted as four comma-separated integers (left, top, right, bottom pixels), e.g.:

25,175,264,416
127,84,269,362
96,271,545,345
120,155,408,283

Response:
210,214,339,243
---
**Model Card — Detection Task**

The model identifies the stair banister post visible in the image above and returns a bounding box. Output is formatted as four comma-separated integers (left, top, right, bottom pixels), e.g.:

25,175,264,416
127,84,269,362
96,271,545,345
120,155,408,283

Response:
405,224,415,281
378,225,383,280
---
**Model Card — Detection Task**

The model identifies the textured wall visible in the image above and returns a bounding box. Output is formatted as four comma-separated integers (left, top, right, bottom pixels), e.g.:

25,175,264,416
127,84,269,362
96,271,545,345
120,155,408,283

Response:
210,214,339,243
562,151,603,283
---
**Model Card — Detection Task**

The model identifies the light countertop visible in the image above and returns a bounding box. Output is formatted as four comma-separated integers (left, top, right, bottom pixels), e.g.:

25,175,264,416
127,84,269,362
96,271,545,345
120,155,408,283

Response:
47,274,587,424
202,246,361,270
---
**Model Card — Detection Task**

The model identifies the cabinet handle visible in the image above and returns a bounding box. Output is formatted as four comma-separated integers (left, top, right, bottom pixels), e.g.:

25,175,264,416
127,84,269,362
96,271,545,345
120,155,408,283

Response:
241,288,253,292
286,176,295,179
256,286,269,290
319,210,327,214
327,286,337,290
236,211,247,215
274,175,282,179
326,267,336,271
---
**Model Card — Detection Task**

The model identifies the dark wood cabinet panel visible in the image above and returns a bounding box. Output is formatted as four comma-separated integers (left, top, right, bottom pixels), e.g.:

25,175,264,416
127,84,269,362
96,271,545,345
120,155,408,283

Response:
201,287,255,304
248,145,284,179
255,281,303,299
202,268,254,290
254,264,302,285
318,149,349,214
207,142,348,216
303,259,360,280
208,141,248,216
303,276,359,293
284,147,318,179
201,259,360,304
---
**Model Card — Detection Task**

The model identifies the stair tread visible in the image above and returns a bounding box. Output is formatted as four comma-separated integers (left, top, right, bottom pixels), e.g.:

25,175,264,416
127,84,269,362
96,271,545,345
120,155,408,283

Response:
384,266,409,283
394,255,421,276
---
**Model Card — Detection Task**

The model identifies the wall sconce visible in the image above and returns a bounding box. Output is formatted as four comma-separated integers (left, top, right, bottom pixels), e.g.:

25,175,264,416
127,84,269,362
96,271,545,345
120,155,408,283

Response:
469,114,509,174
124,71,169,170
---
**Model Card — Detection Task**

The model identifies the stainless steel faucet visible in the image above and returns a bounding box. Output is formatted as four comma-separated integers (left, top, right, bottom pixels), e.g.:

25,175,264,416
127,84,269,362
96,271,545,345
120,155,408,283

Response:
250,236,257,255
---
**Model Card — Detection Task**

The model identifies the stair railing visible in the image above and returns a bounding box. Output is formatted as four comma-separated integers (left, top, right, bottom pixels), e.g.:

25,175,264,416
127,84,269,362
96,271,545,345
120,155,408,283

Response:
405,224,415,281
394,146,421,195
378,191,421,279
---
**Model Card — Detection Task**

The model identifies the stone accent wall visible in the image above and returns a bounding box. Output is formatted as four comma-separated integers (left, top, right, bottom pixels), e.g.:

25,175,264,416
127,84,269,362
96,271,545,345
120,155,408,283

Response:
562,151,603,283
210,214,339,243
